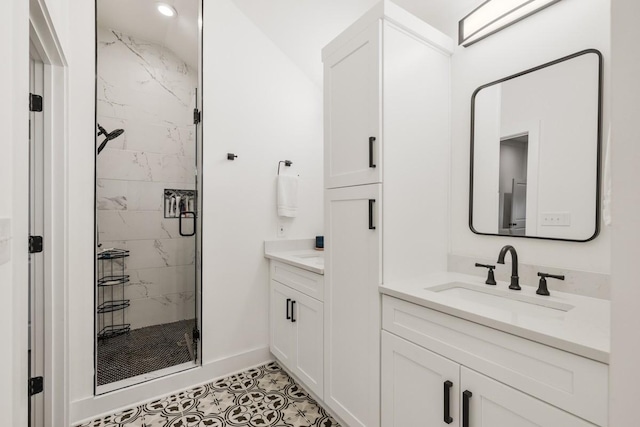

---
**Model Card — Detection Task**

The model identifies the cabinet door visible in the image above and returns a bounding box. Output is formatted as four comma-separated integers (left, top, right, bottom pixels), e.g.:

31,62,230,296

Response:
270,281,295,368
324,23,381,189
291,289,324,397
382,331,460,427
460,367,596,427
325,184,382,427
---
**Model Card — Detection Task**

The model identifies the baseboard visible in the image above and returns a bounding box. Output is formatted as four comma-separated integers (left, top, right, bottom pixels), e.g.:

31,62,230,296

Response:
70,346,272,426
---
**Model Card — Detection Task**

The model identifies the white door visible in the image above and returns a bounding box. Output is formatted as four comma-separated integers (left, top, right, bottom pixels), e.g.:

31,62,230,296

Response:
270,281,295,368
461,367,595,427
291,288,324,397
325,184,382,427
324,23,381,189
510,179,527,235
381,331,460,427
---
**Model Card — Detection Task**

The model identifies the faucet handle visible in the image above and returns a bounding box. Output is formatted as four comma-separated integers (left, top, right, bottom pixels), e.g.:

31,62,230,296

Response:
475,263,497,286
536,272,565,296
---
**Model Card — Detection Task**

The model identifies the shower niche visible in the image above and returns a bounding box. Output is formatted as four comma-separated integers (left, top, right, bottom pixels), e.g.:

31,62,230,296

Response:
94,0,203,393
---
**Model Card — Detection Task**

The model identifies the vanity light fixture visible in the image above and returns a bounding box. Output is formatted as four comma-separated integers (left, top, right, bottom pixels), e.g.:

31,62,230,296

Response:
156,3,177,17
459,0,562,47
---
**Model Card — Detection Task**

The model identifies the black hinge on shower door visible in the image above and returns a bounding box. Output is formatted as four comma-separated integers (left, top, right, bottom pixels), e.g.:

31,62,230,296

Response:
29,236,43,253
193,108,201,124
29,93,43,112
192,327,200,341
29,376,43,396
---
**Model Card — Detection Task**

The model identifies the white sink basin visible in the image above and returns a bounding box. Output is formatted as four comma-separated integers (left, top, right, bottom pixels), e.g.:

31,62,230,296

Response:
294,253,324,266
425,282,574,318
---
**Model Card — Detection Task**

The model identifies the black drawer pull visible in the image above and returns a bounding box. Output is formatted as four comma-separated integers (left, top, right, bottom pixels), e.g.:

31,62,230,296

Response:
368,199,376,230
463,390,472,427
444,381,453,424
286,298,291,320
369,137,376,168
291,300,296,323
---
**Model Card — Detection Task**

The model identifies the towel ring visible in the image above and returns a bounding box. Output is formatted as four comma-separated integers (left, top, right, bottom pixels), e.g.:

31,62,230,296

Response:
277,160,293,175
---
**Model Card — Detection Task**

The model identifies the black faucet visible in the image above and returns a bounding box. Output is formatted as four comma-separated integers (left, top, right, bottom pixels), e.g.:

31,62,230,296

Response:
497,245,521,290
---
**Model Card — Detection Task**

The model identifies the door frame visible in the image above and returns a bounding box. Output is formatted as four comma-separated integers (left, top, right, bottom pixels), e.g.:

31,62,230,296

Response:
29,1,69,426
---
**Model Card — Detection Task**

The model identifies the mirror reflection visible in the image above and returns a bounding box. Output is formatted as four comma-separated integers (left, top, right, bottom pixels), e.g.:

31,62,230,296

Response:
95,0,202,392
470,50,602,241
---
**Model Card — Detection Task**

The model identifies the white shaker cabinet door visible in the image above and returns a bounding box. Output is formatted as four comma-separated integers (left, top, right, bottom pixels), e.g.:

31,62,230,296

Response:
461,367,596,427
270,281,295,368
291,289,324,398
324,23,381,189
381,331,460,427
325,184,382,427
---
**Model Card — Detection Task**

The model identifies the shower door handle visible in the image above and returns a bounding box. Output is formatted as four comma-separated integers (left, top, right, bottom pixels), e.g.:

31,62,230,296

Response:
179,211,196,237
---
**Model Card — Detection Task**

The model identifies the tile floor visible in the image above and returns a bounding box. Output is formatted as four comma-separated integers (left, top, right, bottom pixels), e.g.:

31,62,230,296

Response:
97,319,196,386
77,362,340,427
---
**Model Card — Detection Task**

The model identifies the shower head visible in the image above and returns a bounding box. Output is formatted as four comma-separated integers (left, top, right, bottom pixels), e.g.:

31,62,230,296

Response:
97,123,125,155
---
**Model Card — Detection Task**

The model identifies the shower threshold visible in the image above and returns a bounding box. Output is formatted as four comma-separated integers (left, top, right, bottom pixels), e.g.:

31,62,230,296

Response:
96,360,197,394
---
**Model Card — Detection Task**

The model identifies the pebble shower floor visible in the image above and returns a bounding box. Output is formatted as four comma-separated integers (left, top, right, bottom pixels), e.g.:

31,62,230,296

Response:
77,362,340,427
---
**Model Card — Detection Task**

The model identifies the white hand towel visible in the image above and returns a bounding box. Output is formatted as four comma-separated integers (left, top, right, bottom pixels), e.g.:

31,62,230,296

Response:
277,174,299,218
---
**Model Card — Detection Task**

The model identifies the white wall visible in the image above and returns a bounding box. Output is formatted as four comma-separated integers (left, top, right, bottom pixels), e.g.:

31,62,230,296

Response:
610,0,640,424
0,1,29,426
450,0,611,273
200,0,323,363
68,0,323,420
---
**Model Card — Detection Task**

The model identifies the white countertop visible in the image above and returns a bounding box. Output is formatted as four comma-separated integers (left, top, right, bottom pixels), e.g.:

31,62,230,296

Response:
380,271,610,363
264,239,324,274
265,249,324,274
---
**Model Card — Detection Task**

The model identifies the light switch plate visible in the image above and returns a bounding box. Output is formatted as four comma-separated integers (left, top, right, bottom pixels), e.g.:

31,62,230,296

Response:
540,212,571,227
0,218,11,265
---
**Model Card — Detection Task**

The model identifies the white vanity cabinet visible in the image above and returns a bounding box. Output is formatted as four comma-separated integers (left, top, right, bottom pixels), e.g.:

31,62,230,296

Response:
269,261,324,398
382,295,608,427
323,2,454,426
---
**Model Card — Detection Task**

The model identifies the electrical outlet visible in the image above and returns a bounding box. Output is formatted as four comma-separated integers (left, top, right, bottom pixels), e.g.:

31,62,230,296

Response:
540,212,571,226
278,223,286,237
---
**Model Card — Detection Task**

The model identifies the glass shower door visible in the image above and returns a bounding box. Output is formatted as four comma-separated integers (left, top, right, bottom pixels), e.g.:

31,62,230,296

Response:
94,0,203,393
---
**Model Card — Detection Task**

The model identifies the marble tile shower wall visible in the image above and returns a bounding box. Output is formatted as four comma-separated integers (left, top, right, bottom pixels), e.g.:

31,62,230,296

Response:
96,27,197,330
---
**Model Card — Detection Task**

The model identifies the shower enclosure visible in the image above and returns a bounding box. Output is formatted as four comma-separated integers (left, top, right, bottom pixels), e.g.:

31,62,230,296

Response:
94,0,203,393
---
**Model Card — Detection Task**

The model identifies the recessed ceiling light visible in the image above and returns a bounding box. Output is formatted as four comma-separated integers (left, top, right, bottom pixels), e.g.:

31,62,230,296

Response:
156,3,177,17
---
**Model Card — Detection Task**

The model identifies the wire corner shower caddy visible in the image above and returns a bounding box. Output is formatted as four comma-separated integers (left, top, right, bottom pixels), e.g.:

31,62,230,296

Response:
97,248,131,340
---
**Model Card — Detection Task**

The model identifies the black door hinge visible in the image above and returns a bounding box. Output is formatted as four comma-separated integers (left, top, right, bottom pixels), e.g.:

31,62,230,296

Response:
29,94,43,112
29,377,43,396
29,236,43,254
193,108,201,124
192,327,200,341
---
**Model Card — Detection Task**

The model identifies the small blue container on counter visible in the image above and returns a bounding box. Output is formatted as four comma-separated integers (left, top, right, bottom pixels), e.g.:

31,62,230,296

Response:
315,235,324,249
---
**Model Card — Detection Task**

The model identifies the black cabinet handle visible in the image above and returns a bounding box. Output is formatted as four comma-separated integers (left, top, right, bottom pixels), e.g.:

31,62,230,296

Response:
368,199,376,230
463,390,472,427
179,211,196,237
369,137,376,168
291,301,296,323
443,381,453,424
286,298,291,320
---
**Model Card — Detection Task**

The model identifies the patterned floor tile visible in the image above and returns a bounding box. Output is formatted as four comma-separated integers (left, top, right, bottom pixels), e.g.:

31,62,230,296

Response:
76,362,340,427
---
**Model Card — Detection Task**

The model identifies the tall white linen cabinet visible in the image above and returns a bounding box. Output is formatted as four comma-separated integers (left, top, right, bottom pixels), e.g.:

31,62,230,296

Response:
322,2,454,426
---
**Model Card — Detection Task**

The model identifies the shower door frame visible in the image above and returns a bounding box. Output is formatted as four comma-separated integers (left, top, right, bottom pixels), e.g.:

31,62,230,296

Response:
93,0,205,395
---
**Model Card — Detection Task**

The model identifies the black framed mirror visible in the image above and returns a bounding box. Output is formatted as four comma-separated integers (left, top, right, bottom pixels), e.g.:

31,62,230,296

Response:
469,49,603,242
